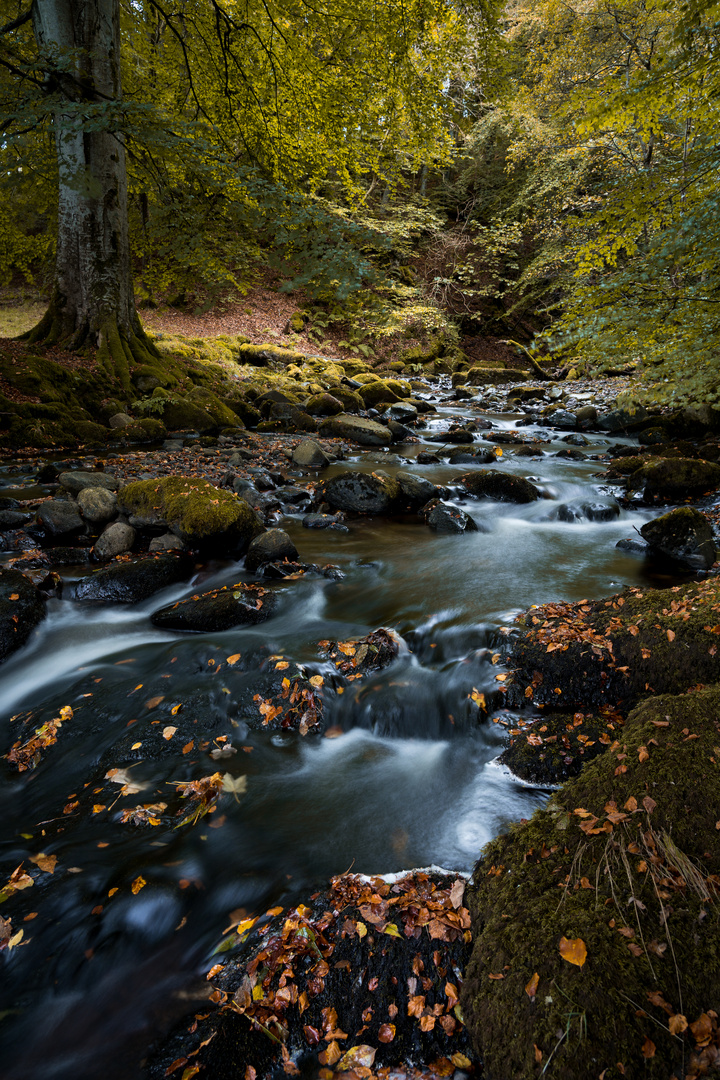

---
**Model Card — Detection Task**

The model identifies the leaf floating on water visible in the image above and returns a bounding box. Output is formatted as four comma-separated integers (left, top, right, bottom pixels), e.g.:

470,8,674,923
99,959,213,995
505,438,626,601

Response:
145,696,165,710
30,853,57,874
162,726,177,741
226,654,241,665
131,875,146,894
105,767,147,796
171,703,183,716
222,774,248,802
559,936,587,967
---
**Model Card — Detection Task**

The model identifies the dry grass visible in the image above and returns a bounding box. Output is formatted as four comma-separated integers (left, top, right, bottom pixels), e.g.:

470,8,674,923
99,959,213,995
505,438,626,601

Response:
0,302,47,338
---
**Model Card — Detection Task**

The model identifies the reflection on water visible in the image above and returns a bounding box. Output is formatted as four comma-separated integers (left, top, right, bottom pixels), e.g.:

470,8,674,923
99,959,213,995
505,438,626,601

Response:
0,408,664,1078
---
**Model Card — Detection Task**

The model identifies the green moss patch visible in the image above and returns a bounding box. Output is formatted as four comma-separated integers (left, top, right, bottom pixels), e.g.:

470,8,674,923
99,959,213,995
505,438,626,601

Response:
118,476,263,552
461,684,720,1080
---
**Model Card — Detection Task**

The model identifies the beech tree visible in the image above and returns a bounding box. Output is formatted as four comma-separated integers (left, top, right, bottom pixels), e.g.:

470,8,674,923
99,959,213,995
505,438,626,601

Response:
0,0,500,383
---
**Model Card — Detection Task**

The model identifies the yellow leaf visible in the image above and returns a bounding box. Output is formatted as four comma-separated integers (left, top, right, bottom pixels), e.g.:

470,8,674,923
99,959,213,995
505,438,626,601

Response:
669,1014,688,1035
92,804,106,814
451,1054,472,1069
559,936,587,967
309,675,324,687
383,922,401,937
131,875,146,894
8,929,23,949
356,921,367,938
171,703,183,715
30,853,57,874
131,741,142,750
162,726,177,740
226,654,241,665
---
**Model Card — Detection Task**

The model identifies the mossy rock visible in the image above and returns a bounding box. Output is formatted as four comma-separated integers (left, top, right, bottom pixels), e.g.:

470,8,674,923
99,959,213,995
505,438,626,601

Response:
222,394,262,428
236,343,306,367
460,367,529,386
462,684,720,1080
187,386,241,428
121,418,167,442
305,392,344,417
359,378,412,406
461,470,540,503
498,708,625,785
160,397,217,433
507,578,720,713
0,567,46,664
118,476,263,553
632,457,720,501
75,421,110,446
330,386,364,412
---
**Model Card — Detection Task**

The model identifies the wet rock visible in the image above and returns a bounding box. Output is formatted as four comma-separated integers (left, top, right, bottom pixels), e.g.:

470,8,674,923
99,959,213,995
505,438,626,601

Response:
0,567,46,664
108,412,133,429
423,499,480,533
302,514,348,531
58,470,120,495
446,446,495,465
549,408,577,430
552,500,620,523
616,536,649,555
150,581,278,631
318,413,392,446
77,486,118,525
245,528,298,572
92,522,136,562
416,451,440,464
118,476,263,553
321,470,400,514
291,438,329,468
426,427,475,444
640,506,717,570
575,404,598,424
633,456,720,501
462,685,720,1080
508,578,720,711
386,401,418,423
386,418,414,441
74,551,194,603
319,627,403,676
395,471,440,507
0,510,31,531
358,377,411,406
148,532,186,552
36,499,85,537
274,485,312,509
597,403,649,433
460,470,540,503
499,707,624,784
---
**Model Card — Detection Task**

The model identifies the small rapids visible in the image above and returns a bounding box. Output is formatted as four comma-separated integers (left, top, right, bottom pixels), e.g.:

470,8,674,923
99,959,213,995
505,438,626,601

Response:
0,404,662,1078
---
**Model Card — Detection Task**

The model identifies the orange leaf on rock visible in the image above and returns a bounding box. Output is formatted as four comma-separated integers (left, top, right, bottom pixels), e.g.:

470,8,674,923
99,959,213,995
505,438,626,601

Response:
525,972,540,999
691,1013,713,1046
559,936,587,967
335,1045,375,1070
641,1037,656,1058
669,1014,688,1035
162,726,177,740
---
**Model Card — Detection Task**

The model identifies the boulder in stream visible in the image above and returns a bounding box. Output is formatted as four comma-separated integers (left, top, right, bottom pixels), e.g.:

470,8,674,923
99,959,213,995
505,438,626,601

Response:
245,529,298,572
628,456,720,502
507,577,720,711
318,413,392,446
320,470,400,514
118,476,263,553
423,499,480,534
0,567,46,664
460,470,540,503
150,581,278,631
58,470,120,495
149,870,475,1080
498,706,625,784
74,551,194,603
462,684,720,1080
36,499,85,537
640,506,717,570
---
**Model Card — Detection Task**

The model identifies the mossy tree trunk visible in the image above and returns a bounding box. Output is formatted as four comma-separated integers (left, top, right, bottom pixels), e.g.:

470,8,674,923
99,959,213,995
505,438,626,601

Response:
27,0,158,391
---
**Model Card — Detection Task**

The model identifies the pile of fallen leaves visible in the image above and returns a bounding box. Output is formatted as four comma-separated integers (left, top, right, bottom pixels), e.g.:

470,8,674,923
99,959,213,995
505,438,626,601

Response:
157,871,476,1080
318,629,401,679
5,705,73,771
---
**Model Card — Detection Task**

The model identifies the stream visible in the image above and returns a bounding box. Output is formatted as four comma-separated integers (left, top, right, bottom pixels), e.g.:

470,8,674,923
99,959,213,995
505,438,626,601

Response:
0,392,663,1079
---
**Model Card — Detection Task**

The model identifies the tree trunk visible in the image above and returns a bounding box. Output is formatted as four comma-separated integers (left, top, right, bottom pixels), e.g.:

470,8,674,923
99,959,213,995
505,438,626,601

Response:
27,0,157,390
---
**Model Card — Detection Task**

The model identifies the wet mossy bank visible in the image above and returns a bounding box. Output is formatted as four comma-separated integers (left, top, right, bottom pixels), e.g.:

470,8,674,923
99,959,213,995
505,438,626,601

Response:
461,684,720,1080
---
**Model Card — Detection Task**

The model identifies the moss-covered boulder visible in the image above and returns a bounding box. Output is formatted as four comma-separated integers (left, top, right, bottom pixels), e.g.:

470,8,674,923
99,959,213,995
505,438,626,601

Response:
461,470,541,503
458,367,529,386
305,392,344,416
160,397,217,432
320,470,400,514
632,457,720,501
462,685,720,1080
507,578,720,713
186,386,242,428
236,343,306,367
318,413,393,446
498,707,625,785
358,378,412,406
640,506,717,570
0,568,46,664
330,386,365,412
118,477,263,552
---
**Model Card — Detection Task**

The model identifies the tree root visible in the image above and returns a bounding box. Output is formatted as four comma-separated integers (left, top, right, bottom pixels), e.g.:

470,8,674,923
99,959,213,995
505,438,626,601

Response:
503,339,553,381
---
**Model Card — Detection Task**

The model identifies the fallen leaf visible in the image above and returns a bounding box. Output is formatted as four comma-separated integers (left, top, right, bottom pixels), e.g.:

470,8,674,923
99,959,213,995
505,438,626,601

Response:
559,936,587,967
131,875,146,894
162,726,177,741
30,853,57,874
145,696,165,710
226,654,241,665
690,1013,713,1046
669,1014,688,1035
525,972,540,999
378,1023,395,1043
641,1036,656,1058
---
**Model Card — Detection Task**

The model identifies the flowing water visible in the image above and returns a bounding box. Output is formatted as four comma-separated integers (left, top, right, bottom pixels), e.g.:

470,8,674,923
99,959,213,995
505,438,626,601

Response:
0,399,663,1078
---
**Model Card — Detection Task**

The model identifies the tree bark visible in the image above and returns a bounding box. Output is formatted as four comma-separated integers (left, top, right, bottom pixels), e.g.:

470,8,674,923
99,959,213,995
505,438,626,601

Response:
27,0,157,388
